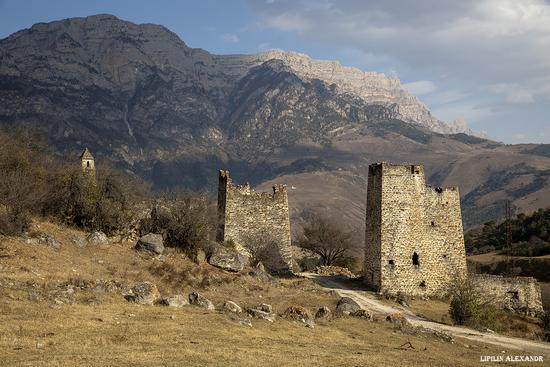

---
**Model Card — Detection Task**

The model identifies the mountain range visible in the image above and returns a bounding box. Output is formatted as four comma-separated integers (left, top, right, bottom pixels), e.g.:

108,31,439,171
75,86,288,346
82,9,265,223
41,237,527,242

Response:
1,14,549,231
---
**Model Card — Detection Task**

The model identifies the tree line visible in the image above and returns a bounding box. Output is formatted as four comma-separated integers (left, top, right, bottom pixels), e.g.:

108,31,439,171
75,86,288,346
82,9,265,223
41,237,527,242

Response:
465,207,550,256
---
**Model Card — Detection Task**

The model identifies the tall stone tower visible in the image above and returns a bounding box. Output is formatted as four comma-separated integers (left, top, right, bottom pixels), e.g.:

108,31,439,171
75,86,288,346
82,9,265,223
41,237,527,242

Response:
80,148,95,178
216,170,296,272
364,162,467,297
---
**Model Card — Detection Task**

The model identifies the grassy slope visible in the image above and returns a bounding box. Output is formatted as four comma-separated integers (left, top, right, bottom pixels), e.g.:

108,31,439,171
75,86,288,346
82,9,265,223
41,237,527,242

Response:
0,221,531,366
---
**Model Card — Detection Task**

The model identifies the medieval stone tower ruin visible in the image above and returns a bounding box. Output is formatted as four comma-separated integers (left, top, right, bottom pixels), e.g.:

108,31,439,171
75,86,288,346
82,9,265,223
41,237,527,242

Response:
364,162,467,297
80,148,95,177
217,170,296,272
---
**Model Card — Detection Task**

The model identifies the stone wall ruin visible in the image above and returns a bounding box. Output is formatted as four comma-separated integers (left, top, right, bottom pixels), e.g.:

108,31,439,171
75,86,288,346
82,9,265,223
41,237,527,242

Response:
216,170,295,272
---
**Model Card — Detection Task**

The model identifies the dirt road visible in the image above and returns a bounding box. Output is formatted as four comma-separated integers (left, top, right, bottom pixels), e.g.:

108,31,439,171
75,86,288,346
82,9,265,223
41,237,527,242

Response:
303,273,550,355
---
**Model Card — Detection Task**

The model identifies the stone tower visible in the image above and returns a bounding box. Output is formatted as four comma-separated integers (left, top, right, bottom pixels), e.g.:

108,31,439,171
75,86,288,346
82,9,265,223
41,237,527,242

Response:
364,162,467,297
216,170,296,272
80,148,95,177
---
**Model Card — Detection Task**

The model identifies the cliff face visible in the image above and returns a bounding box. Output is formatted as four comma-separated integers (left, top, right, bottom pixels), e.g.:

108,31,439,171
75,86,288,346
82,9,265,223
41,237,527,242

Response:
0,14,549,229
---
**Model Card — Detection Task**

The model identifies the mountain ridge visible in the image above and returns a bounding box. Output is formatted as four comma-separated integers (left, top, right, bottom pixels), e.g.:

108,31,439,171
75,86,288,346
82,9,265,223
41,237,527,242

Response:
0,13,549,230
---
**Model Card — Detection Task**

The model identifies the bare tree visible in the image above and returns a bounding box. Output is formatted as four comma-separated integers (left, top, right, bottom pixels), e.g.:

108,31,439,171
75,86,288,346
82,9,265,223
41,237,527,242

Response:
296,213,354,266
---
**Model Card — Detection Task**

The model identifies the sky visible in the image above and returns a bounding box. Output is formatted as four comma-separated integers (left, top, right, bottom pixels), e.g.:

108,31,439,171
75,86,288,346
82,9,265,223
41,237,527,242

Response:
0,0,549,144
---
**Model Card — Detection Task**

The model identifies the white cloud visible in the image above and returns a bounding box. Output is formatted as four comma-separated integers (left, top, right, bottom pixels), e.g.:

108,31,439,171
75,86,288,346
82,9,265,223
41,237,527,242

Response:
402,80,437,95
221,33,240,43
247,0,550,142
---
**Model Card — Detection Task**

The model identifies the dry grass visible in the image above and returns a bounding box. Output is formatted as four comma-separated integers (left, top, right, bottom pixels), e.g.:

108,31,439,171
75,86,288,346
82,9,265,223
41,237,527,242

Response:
0,220,533,366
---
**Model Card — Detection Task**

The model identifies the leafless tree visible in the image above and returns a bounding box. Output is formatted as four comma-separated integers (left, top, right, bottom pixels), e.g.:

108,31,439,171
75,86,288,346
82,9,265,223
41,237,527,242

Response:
296,212,354,266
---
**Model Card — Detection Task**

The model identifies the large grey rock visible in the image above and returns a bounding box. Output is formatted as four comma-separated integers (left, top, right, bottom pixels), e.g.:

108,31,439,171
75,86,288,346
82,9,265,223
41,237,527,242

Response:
135,233,164,255
188,292,215,310
87,231,109,246
125,282,160,305
336,297,361,315
208,245,247,272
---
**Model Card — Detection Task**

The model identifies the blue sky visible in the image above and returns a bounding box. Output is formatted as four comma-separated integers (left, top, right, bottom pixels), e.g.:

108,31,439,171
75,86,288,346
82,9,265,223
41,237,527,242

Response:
1,0,549,144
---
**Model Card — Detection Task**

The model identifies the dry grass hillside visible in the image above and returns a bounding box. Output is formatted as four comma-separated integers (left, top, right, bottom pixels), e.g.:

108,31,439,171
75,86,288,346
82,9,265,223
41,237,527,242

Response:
0,220,515,367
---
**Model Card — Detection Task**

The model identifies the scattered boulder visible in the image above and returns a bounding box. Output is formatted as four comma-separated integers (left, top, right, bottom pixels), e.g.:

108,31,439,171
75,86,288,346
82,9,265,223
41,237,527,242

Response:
247,308,275,322
251,262,273,283
315,306,331,319
283,305,315,327
256,303,273,313
70,235,86,248
125,282,160,305
87,231,109,246
351,309,373,320
159,295,188,308
208,245,247,272
223,301,242,313
26,233,61,249
386,312,413,329
188,292,215,310
135,233,164,255
335,297,361,315
239,319,253,327
195,249,206,264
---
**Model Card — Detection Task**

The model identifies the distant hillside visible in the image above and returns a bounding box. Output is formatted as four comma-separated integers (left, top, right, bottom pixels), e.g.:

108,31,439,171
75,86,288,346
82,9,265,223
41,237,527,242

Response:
1,14,550,230
465,207,550,256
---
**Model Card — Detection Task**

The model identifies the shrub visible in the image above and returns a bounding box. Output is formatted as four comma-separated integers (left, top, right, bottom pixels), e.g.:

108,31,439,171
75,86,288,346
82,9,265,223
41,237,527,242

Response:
140,190,215,255
448,276,497,330
241,231,289,274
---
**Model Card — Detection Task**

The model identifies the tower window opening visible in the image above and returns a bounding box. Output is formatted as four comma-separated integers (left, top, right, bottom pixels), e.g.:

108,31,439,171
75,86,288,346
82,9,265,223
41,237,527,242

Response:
87,161,90,168
412,252,420,266
388,260,394,267
431,221,435,226
419,281,426,288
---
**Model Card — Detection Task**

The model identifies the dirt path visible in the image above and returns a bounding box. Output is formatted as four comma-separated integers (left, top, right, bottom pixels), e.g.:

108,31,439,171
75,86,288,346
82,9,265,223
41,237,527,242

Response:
303,273,550,355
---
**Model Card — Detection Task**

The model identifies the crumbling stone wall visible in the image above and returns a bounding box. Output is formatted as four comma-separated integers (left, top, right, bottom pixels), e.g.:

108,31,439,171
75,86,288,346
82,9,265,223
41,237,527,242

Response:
472,274,544,316
364,162,467,297
216,170,295,271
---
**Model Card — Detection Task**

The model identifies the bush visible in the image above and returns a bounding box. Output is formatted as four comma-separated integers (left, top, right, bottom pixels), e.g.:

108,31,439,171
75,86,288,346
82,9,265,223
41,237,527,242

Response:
0,128,53,235
47,166,142,235
448,276,497,330
140,190,215,255
241,231,289,274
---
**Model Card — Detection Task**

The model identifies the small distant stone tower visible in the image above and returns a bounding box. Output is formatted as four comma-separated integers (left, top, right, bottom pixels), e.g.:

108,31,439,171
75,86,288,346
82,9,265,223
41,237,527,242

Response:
364,162,467,297
80,148,95,178
217,170,296,272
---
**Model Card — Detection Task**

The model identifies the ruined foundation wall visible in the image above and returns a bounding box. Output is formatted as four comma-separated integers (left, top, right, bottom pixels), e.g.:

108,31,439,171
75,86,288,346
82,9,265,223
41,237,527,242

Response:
365,162,467,297
217,170,294,271
472,274,544,316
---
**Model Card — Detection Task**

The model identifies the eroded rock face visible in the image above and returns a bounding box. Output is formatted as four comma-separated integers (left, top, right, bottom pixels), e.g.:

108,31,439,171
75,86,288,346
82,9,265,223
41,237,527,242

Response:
208,245,247,272
135,233,164,255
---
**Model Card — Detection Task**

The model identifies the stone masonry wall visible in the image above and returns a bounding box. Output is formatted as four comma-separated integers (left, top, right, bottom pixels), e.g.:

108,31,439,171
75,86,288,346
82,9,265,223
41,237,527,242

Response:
472,274,544,316
364,162,467,297
216,170,295,271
